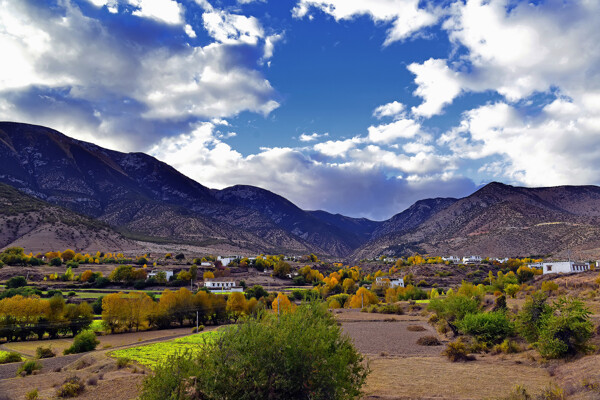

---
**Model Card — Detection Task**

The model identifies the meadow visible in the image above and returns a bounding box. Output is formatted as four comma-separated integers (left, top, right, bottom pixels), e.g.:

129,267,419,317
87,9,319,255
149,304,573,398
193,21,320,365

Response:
109,329,220,368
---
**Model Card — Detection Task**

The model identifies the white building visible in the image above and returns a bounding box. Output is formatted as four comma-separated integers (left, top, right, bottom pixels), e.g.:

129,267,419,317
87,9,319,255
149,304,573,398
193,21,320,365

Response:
462,256,482,265
217,256,240,266
200,262,212,267
375,276,405,288
528,262,544,269
495,258,509,264
147,270,174,281
442,256,461,264
542,261,590,275
204,278,243,293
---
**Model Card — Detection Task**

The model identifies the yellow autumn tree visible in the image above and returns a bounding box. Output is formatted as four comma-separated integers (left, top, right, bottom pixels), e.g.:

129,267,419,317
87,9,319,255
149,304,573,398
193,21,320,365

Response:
272,293,295,314
226,292,247,320
203,271,215,280
348,287,379,309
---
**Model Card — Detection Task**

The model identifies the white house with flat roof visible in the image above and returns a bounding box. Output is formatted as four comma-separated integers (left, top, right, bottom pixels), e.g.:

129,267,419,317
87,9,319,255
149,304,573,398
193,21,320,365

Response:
375,276,405,288
442,256,461,264
147,270,173,281
204,278,243,293
462,256,482,265
542,261,590,275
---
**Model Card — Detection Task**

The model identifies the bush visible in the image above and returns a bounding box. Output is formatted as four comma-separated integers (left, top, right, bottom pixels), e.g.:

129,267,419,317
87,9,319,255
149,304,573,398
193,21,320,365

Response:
492,339,521,355
94,277,110,288
36,346,56,359
17,360,42,376
417,336,441,346
25,389,39,400
6,275,27,289
64,331,99,355
517,292,552,343
407,325,426,332
50,257,62,266
116,357,130,369
140,303,369,400
0,351,22,364
377,304,404,315
56,376,85,398
87,375,98,386
442,339,475,362
536,297,594,359
541,281,559,293
67,291,77,297
191,325,204,333
457,311,514,344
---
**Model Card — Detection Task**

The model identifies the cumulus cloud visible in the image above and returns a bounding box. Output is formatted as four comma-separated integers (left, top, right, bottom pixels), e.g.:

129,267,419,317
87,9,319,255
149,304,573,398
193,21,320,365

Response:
150,122,474,219
292,0,439,45
0,0,280,150
313,138,361,157
408,58,463,118
367,118,422,144
202,10,264,45
373,101,404,119
85,0,184,25
299,132,328,142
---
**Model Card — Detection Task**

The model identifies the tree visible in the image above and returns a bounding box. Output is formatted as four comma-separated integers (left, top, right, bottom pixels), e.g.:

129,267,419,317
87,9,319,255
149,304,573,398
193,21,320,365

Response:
272,292,294,314
140,303,368,400
50,257,62,266
6,276,27,289
175,253,185,261
273,261,291,278
226,292,247,320
348,288,378,309
203,271,214,280
61,249,76,262
63,330,99,354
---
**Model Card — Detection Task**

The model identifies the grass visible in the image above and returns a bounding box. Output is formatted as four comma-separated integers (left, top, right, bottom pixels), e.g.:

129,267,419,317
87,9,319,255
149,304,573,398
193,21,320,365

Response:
109,330,220,369
415,300,430,304
0,350,23,363
90,320,104,332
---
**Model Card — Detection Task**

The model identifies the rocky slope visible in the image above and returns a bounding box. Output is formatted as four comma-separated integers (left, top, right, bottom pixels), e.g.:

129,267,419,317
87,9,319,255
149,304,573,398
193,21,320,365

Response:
353,182,600,260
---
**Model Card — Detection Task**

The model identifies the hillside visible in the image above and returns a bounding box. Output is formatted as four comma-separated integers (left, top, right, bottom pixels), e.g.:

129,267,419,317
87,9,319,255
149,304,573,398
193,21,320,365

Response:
0,122,379,256
0,183,139,253
353,182,600,260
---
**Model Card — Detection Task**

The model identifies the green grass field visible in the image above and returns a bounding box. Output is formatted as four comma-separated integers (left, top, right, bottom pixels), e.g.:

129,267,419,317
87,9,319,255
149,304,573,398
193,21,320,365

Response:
109,329,220,368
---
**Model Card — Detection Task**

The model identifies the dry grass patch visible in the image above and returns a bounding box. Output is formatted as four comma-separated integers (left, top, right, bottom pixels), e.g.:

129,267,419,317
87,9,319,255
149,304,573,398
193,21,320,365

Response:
365,356,553,400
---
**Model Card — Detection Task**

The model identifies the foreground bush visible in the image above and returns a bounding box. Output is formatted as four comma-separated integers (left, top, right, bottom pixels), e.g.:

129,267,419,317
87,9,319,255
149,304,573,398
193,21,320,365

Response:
457,311,514,344
17,360,41,376
416,336,441,346
56,376,85,398
442,339,475,362
64,331,99,355
0,351,22,364
36,346,56,359
140,302,369,400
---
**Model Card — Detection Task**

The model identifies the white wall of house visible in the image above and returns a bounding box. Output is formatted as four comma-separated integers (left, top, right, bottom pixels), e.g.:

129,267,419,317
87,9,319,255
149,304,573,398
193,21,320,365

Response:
147,270,174,281
375,276,405,288
462,256,482,264
542,261,590,274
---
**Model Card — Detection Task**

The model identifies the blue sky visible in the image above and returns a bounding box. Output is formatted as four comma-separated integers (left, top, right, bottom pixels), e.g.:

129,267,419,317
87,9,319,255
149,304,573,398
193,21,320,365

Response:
1,0,600,219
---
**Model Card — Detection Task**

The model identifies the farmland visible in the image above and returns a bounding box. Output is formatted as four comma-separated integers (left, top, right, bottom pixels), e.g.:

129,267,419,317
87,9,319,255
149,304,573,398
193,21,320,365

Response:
109,329,220,368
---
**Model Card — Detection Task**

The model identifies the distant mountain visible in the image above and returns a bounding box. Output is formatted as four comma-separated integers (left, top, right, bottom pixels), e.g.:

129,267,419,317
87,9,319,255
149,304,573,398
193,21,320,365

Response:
0,122,381,256
353,182,600,260
0,182,138,253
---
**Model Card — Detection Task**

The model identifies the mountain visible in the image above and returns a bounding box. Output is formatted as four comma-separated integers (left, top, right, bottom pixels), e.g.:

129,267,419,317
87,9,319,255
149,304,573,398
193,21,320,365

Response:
0,182,138,253
0,122,380,256
353,182,600,260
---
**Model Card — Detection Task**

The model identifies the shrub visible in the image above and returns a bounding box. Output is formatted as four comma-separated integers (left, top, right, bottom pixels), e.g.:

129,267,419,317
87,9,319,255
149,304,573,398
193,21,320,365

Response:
36,346,56,359
94,277,110,288
140,302,369,400
541,281,559,293
0,351,22,364
116,357,130,369
56,376,85,398
6,275,27,289
64,331,99,355
25,389,39,400
67,291,77,297
87,375,98,386
191,325,204,333
17,360,42,376
50,257,62,266
457,311,514,344
442,339,475,362
407,325,426,332
537,297,594,359
492,339,521,355
377,304,404,314
517,291,552,343
417,336,441,346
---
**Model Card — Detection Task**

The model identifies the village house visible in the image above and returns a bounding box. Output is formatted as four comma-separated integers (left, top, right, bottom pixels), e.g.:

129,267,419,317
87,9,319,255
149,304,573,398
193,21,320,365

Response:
542,261,591,275
204,278,243,293
147,270,173,281
495,258,509,264
462,255,482,265
442,256,461,264
375,276,405,288
200,261,212,267
217,256,240,266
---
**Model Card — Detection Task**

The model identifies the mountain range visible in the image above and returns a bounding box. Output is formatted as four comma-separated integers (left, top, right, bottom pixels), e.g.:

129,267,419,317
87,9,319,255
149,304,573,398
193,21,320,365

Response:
2,121,600,260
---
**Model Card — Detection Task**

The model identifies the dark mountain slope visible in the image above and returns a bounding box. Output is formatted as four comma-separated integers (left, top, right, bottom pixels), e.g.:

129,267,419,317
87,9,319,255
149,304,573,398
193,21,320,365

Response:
353,182,600,259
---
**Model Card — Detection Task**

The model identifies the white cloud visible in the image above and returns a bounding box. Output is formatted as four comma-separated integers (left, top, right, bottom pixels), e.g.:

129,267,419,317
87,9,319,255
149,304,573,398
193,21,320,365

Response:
184,24,197,38
408,58,463,118
202,10,264,45
129,0,184,25
149,122,473,219
299,132,328,142
313,137,360,157
373,101,404,119
292,0,439,45
440,95,600,186
367,118,422,144
0,1,279,150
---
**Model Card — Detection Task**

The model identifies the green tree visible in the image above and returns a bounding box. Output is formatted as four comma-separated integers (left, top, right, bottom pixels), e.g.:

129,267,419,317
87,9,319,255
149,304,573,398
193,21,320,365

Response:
6,275,27,289
140,303,368,400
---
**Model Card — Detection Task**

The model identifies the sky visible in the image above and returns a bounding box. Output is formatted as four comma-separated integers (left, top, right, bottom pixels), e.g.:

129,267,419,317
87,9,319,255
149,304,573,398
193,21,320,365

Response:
1,0,600,220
